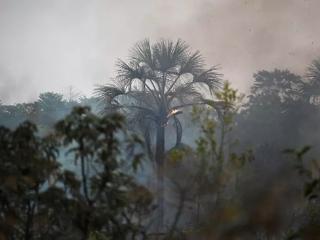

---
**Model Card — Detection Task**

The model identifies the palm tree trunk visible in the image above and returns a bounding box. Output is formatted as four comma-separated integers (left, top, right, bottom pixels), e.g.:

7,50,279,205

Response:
155,123,165,230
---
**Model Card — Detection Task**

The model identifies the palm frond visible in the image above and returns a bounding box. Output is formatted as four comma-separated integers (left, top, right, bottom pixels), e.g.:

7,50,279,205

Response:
116,60,144,85
179,51,204,75
192,66,222,93
167,84,202,105
94,84,126,103
202,98,233,110
130,39,156,69
153,39,189,72
126,90,158,108
121,105,157,118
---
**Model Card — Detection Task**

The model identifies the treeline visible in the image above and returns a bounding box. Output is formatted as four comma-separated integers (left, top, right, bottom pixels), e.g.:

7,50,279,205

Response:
0,92,100,131
2,61,320,162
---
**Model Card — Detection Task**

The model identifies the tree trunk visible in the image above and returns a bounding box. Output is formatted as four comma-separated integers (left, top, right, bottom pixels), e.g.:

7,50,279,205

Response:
155,123,165,230
174,116,182,147
167,190,186,238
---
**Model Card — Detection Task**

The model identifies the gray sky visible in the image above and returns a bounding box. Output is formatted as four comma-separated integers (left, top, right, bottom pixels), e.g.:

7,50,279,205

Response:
0,0,320,103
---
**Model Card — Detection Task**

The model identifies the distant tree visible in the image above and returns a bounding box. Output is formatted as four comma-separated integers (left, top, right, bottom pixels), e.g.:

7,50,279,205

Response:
37,92,65,111
305,58,320,103
249,69,303,103
78,96,101,114
95,39,221,225
0,103,38,128
236,69,306,156
65,86,81,103
36,92,70,127
0,93,101,131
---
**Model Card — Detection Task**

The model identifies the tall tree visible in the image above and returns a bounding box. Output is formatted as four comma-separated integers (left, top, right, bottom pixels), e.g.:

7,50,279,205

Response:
236,69,306,161
96,39,221,226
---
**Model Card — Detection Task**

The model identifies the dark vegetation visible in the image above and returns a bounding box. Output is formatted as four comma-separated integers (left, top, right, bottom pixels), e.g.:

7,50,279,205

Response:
1,39,320,239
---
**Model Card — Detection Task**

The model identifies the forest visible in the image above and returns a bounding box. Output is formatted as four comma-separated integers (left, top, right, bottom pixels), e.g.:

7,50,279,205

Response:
1,39,320,240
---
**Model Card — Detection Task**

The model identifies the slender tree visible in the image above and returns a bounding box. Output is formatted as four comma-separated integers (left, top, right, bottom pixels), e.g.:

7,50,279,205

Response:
305,58,320,103
96,39,221,226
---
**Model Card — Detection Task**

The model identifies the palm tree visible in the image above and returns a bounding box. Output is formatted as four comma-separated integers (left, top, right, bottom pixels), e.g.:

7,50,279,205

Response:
96,39,221,226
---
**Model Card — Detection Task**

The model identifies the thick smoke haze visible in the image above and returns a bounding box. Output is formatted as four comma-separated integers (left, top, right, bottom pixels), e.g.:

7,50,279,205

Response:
0,0,320,103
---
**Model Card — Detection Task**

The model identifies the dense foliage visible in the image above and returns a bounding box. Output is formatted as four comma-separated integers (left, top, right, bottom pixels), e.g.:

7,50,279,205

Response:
0,107,152,240
1,40,320,239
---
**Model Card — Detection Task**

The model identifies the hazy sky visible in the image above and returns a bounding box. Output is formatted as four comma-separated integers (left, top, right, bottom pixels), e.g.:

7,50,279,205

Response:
0,0,320,103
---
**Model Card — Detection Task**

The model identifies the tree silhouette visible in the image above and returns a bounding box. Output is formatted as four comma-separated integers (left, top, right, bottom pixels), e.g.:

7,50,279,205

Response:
95,39,221,226
236,69,307,161
0,107,152,240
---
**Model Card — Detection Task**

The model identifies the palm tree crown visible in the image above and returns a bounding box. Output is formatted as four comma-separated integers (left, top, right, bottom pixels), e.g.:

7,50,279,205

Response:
96,39,221,150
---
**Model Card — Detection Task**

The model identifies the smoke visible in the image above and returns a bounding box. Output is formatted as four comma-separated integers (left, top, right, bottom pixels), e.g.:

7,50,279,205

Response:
144,0,320,90
0,0,320,103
